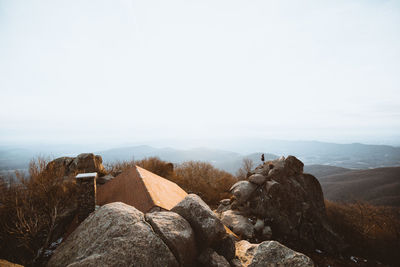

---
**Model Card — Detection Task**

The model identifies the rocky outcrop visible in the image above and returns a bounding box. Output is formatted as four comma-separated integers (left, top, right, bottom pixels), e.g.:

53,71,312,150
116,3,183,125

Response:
48,202,179,267
145,211,197,267
171,194,226,248
218,155,343,253
235,240,314,267
46,153,107,178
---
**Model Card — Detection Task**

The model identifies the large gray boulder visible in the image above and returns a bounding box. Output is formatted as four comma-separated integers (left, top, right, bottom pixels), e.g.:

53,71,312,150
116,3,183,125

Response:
220,210,254,239
145,211,197,267
48,202,178,267
229,181,257,204
171,194,226,248
235,240,314,267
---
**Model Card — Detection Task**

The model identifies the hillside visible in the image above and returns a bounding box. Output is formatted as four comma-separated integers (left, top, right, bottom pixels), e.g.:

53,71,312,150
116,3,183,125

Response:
320,167,400,206
304,164,352,178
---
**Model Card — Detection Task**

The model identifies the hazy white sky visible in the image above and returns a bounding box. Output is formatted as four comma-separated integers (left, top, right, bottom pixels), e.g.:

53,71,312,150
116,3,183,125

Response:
1,0,399,146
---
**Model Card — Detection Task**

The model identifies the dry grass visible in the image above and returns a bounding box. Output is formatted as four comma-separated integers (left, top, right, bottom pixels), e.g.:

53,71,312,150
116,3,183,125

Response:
325,200,400,265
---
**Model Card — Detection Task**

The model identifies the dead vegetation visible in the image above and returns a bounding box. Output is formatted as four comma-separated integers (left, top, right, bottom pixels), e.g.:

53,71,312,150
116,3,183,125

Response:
325,200,400,266
0,157,77,266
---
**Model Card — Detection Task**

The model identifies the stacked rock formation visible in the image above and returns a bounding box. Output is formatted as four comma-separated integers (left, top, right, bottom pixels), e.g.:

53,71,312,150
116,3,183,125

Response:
216,155,343,253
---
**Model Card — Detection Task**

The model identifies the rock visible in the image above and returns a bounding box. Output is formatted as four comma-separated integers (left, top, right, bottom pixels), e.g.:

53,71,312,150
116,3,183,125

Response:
48,202,178,267
46,153,107,177
229,181,257,204
145,211,197,267
235,240,314,267
284,156,304,176
220,210,254,239
262,226,272,239
216,199,232,213
96,174,114,185
212,235,236,261
254,219,264,232
248,174,266,185
171,194,226,248
197,248,230,267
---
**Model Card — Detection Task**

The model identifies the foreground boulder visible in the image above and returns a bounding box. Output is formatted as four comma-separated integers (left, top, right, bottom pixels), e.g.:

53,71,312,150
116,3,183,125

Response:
235,240,314,267
145,211,197,267
48,202,178,267
171,194,226,248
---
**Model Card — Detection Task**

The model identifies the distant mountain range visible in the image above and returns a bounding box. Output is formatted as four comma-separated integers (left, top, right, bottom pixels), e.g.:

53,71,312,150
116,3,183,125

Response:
1,140,400,174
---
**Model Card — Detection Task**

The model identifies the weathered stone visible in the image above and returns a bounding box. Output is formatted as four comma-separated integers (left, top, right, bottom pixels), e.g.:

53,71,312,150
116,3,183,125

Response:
262,226,272,239
46,153,106,177
96,174,114,185
235,240,314,267
171,194,226,248
197,248,230,267
254,219,264,232
145,211,197,267
229,181,257,204
48,202,178,267
284,155,304,176
216,199,232,213
248,174,267,185
212,235,236,261
220,210,254,239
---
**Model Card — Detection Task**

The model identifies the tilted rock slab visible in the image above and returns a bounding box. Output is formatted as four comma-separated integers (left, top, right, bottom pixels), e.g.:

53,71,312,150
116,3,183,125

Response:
171,194,226,248
145,211,197,267
48,202,178,267
236,240,314,267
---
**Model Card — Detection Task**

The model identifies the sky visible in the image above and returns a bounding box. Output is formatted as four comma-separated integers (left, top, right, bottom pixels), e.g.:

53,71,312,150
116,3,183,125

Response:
1,0,400,147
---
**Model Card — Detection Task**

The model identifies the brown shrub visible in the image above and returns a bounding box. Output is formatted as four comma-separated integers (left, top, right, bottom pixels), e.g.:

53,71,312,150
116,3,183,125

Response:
0,157,77,266
325,200,400,265
174,161,237,205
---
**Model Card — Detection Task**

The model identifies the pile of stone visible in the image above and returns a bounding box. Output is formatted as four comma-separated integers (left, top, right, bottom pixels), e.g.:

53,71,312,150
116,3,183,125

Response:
48,194,314,267
216,155,344,254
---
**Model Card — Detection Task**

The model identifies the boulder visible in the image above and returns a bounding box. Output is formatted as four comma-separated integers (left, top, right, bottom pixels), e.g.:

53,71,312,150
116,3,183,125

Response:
229,181,257,204
220,210,254,239
171,194,226,248
248,174,266,185
46,153,107,177
145,211,197,267
212,235,236,261
197,248,230,267
48,202,178,267
96,174,114,185
235,240,314,267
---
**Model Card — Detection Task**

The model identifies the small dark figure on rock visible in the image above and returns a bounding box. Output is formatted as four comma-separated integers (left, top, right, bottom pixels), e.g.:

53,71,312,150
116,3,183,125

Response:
261,154,265,163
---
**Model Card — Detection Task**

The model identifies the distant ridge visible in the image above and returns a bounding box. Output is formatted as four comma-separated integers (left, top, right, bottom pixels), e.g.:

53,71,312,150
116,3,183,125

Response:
319,167,400,207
